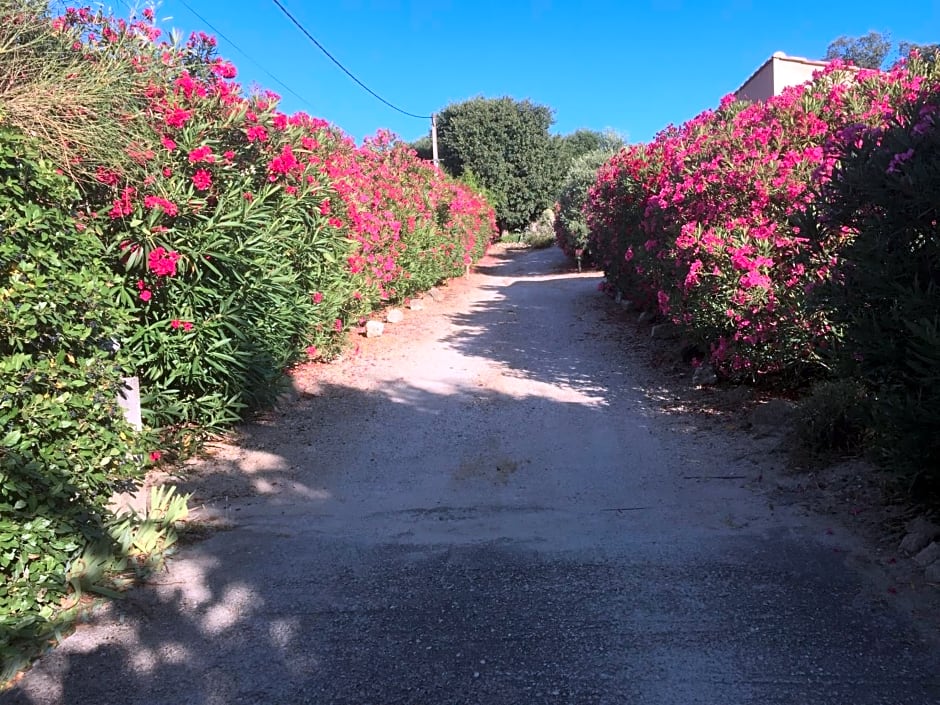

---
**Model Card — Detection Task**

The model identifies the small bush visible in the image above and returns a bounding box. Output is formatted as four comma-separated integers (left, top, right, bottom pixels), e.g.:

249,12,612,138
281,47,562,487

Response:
522,208,557,249
791,380,872,458
555,149,617,267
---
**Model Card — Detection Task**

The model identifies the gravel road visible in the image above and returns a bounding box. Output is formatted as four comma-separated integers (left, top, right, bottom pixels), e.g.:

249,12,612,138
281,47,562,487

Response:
4,246,939,705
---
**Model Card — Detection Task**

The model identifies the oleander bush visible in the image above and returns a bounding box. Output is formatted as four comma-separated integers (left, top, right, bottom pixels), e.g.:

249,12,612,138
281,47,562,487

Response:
44,7,495,447
585,51,940,491
815,61,940,489
585,56,940,383
1,1,496,679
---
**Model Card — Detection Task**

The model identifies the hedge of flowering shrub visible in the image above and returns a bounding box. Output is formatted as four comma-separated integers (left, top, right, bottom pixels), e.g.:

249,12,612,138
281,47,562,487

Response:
814,66,940,488
586,52,940,490
586,56,940,383
1,3,494,673
49,7,495,444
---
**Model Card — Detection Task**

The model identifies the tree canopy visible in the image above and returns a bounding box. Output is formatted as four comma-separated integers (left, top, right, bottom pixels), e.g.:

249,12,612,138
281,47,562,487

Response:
824,31,939,69
435,96,561,233
825,31,893,69
554,129,624,175
409,135,433,162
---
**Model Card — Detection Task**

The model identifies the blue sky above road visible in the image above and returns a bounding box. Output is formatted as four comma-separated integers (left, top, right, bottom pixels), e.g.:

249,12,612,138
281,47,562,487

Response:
134,0,939,144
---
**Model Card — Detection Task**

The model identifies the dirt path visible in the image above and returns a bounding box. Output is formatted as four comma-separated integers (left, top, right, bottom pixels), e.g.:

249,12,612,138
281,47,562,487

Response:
4,246,939,705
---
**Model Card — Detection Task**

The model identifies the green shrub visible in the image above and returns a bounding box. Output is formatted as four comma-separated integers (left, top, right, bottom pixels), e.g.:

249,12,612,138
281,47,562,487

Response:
555,149,617,267
520,207,557,249
0,129,145,674
554,129,624,174
0,1,152,182
791,379,873,458
436,97,560,232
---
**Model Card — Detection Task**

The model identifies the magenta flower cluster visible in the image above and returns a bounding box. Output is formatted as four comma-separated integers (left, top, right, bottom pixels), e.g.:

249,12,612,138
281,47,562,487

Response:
585,57,939,379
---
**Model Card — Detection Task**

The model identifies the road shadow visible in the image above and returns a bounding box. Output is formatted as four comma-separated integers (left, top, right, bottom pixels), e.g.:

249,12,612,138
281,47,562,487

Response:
0,377,611,705
5,247,940,705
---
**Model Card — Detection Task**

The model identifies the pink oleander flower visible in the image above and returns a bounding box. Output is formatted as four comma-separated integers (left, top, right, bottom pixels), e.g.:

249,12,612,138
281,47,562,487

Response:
246,125,268,143
144,195,178,217
165,106,192,129
148,247,181,277
188,145,215,163
192,169,212,190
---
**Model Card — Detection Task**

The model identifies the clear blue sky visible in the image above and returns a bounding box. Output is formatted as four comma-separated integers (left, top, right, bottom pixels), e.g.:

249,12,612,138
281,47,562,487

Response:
137,0,938,145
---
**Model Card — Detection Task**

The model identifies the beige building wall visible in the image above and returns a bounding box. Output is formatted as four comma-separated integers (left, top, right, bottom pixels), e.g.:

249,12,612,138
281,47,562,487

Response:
735,60,775,102
735,52,830,102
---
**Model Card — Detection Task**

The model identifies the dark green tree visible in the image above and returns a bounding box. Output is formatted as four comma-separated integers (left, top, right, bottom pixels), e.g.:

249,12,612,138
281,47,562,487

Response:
435,96,560,232
409,135,434,162
899,41,940,64
553,129,624,197
555,129,623,165
825,31,892,68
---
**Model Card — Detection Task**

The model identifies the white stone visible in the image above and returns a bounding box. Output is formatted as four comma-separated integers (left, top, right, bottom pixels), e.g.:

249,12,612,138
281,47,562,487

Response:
913,541,940,568
692,364,717,386
386,309,404,324
926,561,940,584
365,320,385,338
408,299,425,311
118,376,142,431
900,517,940,555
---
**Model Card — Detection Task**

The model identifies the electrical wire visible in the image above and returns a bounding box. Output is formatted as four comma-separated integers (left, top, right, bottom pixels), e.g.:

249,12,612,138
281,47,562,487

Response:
114,0,317,112
173,0,318,112
269,0,432,120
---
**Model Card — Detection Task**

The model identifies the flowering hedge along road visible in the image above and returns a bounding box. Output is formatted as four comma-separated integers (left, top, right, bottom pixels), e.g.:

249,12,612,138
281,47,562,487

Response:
0,6,495,667
585,55,939,382
55,8,495,447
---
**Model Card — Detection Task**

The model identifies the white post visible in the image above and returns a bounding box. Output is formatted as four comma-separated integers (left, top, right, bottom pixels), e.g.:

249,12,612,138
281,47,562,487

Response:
118,376,142,431
431,114,440,170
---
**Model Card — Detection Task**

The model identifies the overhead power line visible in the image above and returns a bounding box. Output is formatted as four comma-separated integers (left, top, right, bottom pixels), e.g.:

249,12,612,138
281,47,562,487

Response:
115,0,317,112
269,0,432,120
174,0,318,112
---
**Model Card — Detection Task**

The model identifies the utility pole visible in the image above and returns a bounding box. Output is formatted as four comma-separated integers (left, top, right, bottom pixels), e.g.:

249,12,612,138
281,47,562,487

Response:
431,113,439,170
